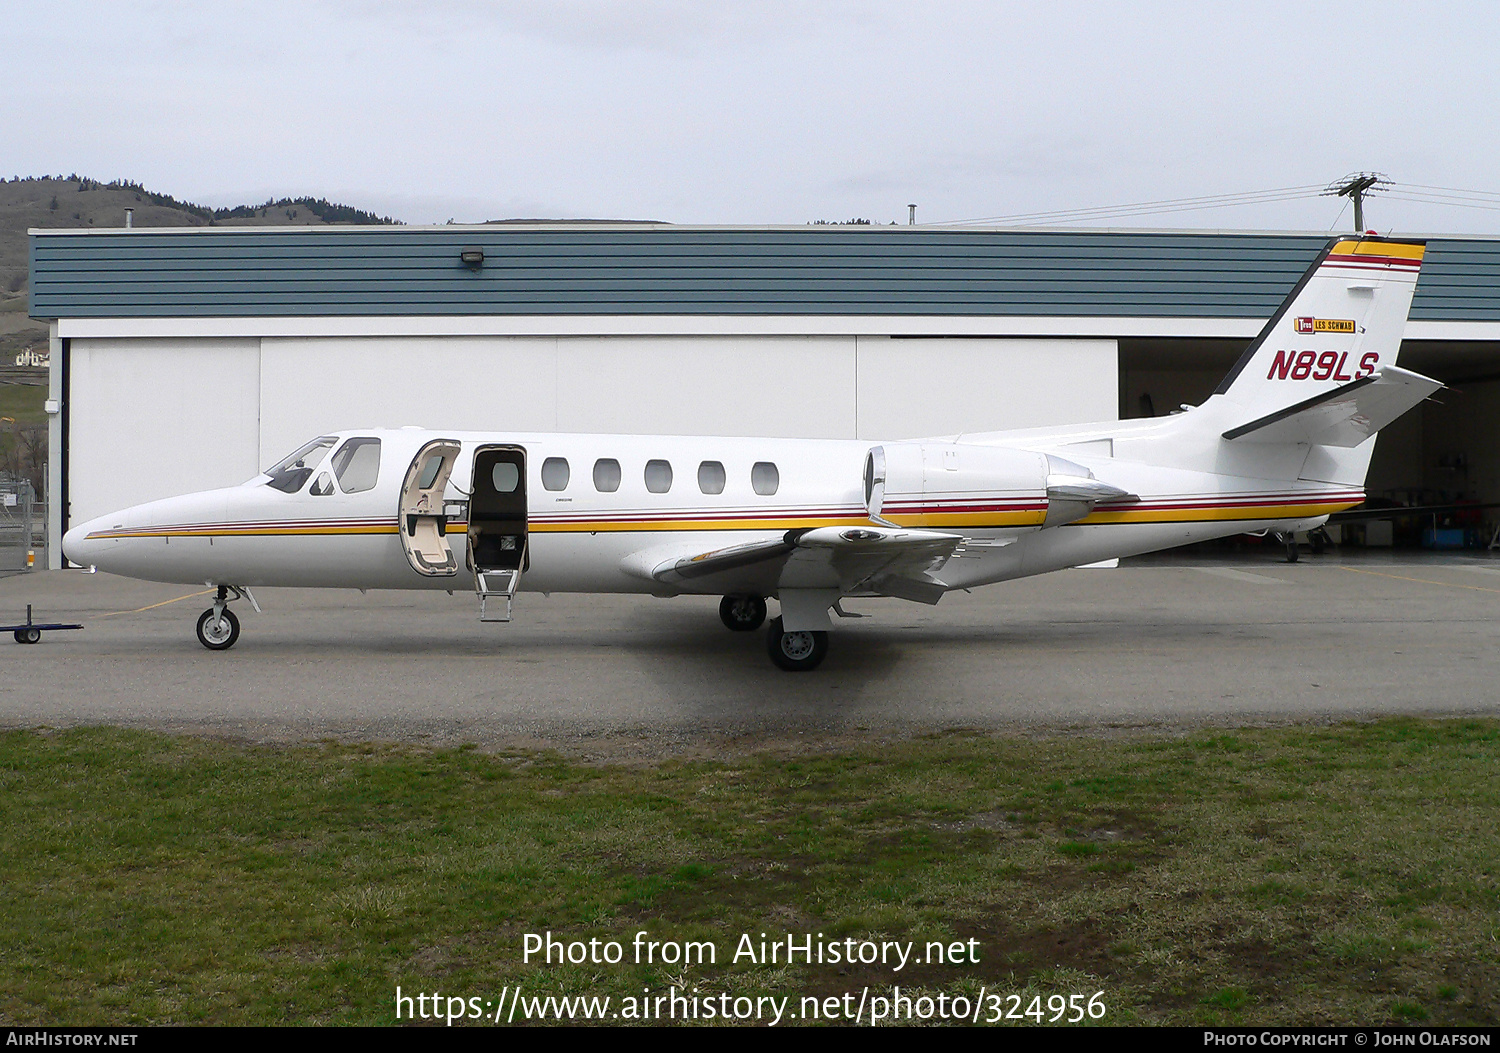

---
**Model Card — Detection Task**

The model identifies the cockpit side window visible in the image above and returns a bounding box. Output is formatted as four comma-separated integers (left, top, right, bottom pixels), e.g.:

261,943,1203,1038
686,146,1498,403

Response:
265,437,337,494
330,437,381,493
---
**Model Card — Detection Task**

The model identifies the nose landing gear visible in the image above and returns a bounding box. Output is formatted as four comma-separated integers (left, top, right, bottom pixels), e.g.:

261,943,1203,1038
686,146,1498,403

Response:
196,606,240,650
195,584,258,651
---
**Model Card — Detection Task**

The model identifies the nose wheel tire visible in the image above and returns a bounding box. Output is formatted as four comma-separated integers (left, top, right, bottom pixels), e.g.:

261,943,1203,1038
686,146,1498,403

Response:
765,615,828,672
719,594,767,632
14,628,41,644
196,608,241,651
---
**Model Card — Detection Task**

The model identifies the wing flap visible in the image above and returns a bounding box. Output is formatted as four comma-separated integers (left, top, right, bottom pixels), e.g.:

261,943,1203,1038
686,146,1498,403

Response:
636,525,965,599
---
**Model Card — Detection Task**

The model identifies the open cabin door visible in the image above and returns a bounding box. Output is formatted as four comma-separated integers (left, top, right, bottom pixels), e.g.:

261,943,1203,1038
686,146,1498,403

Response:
468,444,528,621
399,439,461,576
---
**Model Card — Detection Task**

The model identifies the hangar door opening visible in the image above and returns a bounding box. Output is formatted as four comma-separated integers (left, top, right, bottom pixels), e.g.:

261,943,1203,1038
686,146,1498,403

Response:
1120,338,1500,549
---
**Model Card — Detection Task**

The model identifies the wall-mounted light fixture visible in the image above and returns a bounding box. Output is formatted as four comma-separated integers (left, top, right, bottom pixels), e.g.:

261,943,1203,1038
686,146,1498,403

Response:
460,246,485,270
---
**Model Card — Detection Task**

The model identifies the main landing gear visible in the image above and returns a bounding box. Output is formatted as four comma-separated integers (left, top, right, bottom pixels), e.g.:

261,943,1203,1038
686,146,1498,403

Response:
720,593,832,671
765,616,829,672
196,584,257,651
719,594,767,632
1273,530,1299,563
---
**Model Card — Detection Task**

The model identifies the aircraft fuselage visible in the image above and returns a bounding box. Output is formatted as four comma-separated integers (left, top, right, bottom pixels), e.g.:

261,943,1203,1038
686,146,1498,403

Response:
64,425,1347,595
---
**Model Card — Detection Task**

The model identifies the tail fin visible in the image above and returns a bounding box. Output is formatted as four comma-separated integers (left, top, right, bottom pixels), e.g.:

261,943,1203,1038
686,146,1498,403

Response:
1214,237,1426,418
1212,236,1435,487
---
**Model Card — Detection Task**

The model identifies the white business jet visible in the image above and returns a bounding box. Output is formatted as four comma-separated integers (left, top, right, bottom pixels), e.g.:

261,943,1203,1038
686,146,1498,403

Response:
62,237,1439,670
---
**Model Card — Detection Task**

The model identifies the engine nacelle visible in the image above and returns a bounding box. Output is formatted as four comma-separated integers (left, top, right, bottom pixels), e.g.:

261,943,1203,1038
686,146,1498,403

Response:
863,443,1131,530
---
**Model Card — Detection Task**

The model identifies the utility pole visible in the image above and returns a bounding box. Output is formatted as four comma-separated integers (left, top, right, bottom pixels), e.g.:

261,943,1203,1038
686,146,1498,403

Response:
1323,173,1387,231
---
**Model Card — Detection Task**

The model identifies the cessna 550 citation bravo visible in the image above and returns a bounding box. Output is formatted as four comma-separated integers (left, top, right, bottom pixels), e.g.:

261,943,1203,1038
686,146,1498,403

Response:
63,237,1439,670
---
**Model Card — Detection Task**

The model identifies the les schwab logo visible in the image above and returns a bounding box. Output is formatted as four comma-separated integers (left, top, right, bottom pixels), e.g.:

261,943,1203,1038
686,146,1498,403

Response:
1270,318,1375,381
1295,316,1357,334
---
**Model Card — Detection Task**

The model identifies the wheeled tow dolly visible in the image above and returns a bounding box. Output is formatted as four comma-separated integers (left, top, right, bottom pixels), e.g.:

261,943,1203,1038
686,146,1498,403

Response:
3,604,83,644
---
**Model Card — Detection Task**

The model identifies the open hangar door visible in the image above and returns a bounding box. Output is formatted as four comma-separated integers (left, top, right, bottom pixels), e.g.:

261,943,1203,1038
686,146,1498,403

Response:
1119,338,1500,552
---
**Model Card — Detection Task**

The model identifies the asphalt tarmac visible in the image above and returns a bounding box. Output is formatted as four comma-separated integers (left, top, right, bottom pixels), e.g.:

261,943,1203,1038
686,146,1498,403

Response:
3,553,1498,752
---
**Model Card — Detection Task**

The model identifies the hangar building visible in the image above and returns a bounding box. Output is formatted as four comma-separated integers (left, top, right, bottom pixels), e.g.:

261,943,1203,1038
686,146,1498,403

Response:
28,225,1500,568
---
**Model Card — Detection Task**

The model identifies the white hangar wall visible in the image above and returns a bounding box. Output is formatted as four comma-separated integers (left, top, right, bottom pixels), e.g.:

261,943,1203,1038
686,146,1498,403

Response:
60,331,1118,532
259,334,1118,451
67,337,263,528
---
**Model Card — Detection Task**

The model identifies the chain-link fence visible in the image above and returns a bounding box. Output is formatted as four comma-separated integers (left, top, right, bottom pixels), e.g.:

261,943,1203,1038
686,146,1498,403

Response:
0,479,36,571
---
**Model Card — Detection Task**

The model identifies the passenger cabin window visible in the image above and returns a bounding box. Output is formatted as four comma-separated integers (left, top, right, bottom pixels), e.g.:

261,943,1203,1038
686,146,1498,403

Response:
752,461,780,496
541,457,570,492
330,437,381,494
645,459,673,494
697,461,726,495
265,436,337,494
593,458,621,493
492,462,521,493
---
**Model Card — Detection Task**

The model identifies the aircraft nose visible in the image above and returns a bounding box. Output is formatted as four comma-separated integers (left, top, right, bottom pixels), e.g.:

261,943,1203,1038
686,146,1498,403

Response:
61,490,232,577
62,518,108,568
62,503,142,569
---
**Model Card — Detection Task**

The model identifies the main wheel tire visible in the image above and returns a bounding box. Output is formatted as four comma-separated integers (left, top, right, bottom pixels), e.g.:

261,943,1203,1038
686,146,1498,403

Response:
15,628,41,644
719,594,767,632
765,615,828,672
196,607,241,651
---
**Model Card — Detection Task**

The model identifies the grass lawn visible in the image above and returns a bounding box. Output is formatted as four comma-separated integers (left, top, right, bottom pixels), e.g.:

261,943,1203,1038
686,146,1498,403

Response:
0,383,45,426
1,719,1496,1026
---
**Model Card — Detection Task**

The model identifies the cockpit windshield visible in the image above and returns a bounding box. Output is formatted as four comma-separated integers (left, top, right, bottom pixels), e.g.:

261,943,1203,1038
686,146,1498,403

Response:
264,436,337,493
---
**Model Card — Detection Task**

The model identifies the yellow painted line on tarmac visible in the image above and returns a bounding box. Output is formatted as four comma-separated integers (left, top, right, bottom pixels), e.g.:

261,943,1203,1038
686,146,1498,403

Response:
1338,566,1500,596
100,588,216,618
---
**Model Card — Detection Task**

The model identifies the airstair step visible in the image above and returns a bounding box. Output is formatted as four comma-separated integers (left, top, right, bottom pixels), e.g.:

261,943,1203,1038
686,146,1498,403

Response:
475,569,521,622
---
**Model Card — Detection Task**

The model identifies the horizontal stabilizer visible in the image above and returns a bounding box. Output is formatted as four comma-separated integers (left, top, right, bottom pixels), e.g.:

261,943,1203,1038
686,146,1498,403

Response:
1222,366,1443,447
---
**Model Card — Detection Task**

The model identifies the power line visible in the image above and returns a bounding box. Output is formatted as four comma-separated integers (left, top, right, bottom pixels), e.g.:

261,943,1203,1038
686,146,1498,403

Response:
1386,196,1500,213
931,185,1328,227
927,179,1500,229
1402,183,1500,202
1384,190,1500,212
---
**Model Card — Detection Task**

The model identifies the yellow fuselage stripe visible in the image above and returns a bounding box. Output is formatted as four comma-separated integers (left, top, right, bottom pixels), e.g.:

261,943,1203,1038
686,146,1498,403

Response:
1079,500,1358,525
96,500,1356,541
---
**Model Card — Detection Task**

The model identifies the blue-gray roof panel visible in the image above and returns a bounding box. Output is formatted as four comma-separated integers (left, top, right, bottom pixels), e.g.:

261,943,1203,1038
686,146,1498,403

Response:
28,228,1497,321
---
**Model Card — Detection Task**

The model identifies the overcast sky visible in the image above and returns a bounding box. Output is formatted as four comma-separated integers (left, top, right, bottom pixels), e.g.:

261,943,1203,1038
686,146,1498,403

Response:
10,1,1500,234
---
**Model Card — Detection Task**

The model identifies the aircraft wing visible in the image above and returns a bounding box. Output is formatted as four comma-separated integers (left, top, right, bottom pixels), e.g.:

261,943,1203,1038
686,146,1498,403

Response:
1222,366,1443,447
624,525,967,603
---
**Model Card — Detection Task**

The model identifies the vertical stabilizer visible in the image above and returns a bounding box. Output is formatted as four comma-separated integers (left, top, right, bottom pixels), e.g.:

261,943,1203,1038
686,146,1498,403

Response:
1214,237,1425,419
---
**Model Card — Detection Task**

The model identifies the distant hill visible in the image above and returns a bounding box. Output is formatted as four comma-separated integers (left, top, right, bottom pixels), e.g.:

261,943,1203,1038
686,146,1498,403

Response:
0,176,669,363
0,175,399,358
